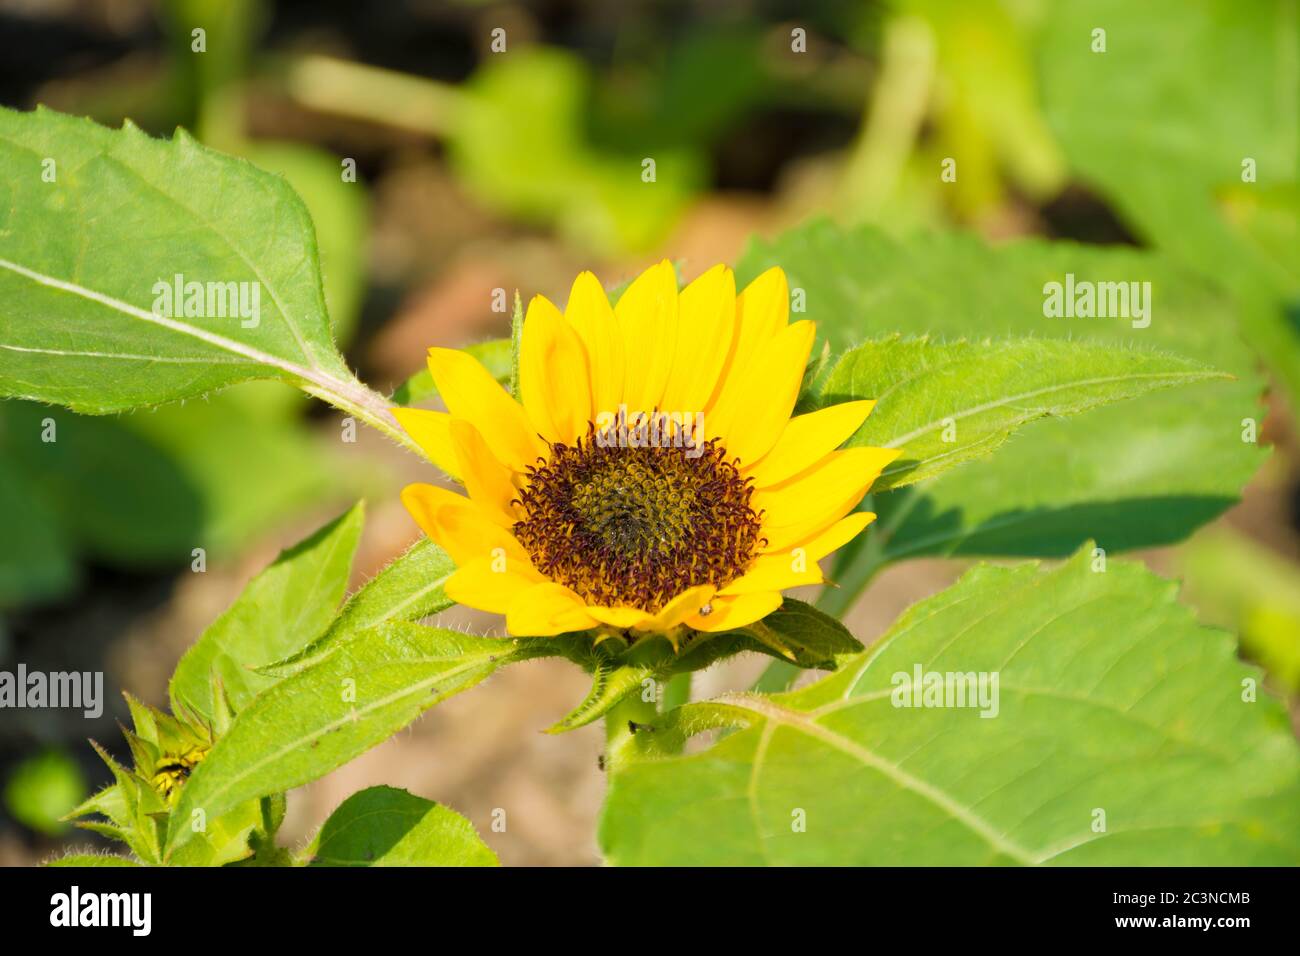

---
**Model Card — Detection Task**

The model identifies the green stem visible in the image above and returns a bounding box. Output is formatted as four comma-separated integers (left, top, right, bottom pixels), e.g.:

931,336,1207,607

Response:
604,692,658,769
662,672,692,711
839,15,935,220
276,54,465,137
817,533,889,619
300,374,430,463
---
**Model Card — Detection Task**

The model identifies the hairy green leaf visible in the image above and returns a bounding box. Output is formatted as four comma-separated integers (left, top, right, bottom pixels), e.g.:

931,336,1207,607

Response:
0,107,418,456
166,624,557,857
601,547,1300,865
169,502,364,720
256,537,456,679
245,142,368,344
827,335,1223,491
739,221,1268,560
303,786,497,867
725,599,863,666
0,107,354,407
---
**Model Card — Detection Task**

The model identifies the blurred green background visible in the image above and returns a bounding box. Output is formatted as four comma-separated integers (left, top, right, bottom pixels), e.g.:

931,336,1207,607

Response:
0,0,1296,865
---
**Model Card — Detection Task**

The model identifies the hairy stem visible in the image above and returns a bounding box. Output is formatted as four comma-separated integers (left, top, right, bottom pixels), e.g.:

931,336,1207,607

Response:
604,692,659,769
301,374,430,462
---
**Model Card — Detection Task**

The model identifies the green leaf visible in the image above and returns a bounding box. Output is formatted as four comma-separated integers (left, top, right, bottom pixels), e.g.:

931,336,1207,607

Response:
68,696,267,866
66,782,131,832
738,221,1268,559
256,537,456,678
0,107,352,409
166,624,557,858
77,742,162,864
0,107,418,457
600,547,1300,865
548,648,660,735
303,786,497,867
169,502,365,720
392,339,511,405
725,599,863,667
826,335,1224,491
1038,0,1300,401
740,221,1261,371
164,796,265,868
244,142,368,345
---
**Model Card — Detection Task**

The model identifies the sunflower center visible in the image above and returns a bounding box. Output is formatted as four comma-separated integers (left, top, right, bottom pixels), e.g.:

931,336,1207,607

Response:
513,426,763,614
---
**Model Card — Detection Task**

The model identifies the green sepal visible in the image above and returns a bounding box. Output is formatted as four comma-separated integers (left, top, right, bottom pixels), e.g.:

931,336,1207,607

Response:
545,601,862,733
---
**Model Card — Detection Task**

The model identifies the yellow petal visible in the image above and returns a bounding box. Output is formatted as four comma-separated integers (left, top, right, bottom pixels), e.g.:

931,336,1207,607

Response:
506,582,600,636
565,271,625,417
754,446,900,530
445,556,541,614
587,605,651,629
719,554,823,596
448,419,522,526
746,400,876,488
737,266,790,341
519,294,592,444
660,265,736,415
392,407,460,480
760,488,865,553
686,592,783,633
713,320,816,464
704,266,789,411
616,260,679,413
426,347,546,472
400,483,527,566
803,511,877,561
631,585,716,633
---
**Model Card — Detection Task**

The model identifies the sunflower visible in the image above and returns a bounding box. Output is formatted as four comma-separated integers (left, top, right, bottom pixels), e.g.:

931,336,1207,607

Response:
393,261,899,638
